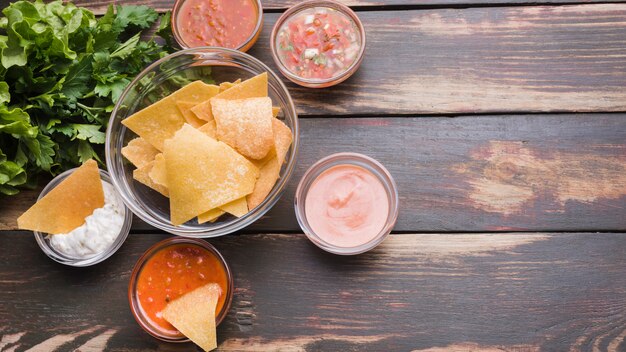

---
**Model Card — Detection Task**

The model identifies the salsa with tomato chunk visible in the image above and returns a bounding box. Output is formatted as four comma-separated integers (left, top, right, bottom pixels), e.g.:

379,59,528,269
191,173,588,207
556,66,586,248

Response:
175,0,258,48
275,7,362,80
136,243,229,334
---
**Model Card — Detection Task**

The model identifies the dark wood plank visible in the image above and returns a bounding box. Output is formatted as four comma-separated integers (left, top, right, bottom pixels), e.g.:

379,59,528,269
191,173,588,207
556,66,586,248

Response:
0,232,625,351
252,5,626,116
66,0,626,14
2,3,624,115
2,113,625,232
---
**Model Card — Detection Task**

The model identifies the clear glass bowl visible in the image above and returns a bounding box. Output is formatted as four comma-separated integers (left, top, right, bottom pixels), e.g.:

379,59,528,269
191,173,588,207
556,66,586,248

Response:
270,0,366,88
128,237,234,342
106,47,299,238
294,153,399,255
171,0,263,52
34,168,132,267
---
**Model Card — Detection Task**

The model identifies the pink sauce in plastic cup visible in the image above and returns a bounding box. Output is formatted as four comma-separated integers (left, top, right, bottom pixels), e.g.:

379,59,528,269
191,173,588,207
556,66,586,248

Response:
294,153,399,255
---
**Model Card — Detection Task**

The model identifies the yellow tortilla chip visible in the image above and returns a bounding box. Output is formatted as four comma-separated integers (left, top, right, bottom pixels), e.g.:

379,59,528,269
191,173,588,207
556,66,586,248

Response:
193,74,268,122
245,120,292,209
247,157,280,210
216,72,267,100
122,81,220,151
121,137,159,168
164,125,260,225
197,208,225,224
176,101,206,128
219,79,241,92
219,197,248,217
162,283,220,352
17,160,104,235
197,121,217,139
272,106,280,118
133,161,169,197
212,97,274,160
272,118,293,165
149,153,167,187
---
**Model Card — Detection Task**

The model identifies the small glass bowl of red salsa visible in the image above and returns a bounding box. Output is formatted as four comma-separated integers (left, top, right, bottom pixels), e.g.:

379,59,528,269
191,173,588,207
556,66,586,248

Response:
271,0,366,88
172,0,263,52
128,237,233,342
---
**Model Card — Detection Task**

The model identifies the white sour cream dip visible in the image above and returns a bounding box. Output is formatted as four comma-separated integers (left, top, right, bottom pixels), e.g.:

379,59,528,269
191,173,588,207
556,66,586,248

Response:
48,181,125,258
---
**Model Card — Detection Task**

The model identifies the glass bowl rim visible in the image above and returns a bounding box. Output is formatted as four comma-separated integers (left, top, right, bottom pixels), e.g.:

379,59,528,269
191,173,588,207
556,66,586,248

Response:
269,0,367,86
127,237,234,342
33,168,132,267
294,152,399,255
105,46,299,238
170,0,264,52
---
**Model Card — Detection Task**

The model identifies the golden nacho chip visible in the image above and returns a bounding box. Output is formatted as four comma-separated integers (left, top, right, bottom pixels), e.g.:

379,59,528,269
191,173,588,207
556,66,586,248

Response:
149,153,168,187
272,118,293,165
246,120,292,209
163,125,259,225
162,283,220,352
192,73,268,122
121,81,220,151
190,98,216,123
212,97,274,160
219,197,248,217
121,137,159,168
247,157,280,210
197,121,217,139
133,161,169,197
17,160,104,235
219,79,241,92
272,106,280,118
176,100,206,128
197,208,225,224
215,72,267,100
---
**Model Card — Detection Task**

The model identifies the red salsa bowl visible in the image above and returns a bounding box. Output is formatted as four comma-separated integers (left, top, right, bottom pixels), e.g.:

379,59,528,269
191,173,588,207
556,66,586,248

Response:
171,0,263,52
128,237,234,342
270,0,366,88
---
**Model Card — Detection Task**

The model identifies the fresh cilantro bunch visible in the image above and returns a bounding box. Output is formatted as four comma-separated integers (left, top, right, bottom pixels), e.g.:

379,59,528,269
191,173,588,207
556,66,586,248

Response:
0,1,173,196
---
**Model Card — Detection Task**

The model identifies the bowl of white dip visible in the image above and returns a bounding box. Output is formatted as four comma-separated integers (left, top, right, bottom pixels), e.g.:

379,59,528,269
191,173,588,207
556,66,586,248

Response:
33,167,132,267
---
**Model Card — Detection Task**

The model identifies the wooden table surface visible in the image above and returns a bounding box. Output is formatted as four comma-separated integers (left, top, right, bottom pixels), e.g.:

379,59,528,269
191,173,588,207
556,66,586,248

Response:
1,0,626,351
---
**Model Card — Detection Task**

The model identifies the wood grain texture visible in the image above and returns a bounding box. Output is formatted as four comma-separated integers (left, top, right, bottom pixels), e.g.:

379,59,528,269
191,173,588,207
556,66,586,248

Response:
0,232,625,351
1,2,624,115
62,0,626,15
2,114,625,232
249,5,626,116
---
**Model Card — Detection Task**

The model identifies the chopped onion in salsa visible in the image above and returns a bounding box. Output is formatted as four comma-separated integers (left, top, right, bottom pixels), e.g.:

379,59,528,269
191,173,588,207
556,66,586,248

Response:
275,7,362,80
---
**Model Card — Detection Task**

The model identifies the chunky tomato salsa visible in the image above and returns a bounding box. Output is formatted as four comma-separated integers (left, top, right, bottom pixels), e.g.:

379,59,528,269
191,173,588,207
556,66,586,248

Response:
176,0,258,48
136,244,229,333
275,7,362,80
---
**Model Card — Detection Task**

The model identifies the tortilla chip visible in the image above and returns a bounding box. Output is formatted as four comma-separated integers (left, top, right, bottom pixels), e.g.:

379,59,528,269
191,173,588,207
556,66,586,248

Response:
197,121,217,139
197,208,225,224
133,161,169,197
122,81,220,150
149,153,168,187
272,106,280,118
121,138,159,168
176,101,206,128
272,118,293,165
212,97,274,160
17,160,104,234
219,79,241,92
247,157,280,210
219,197,248,217
162,283,220,352
190,99,216,123
163,125,259,225
193,74,268,122
216,72,267,100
